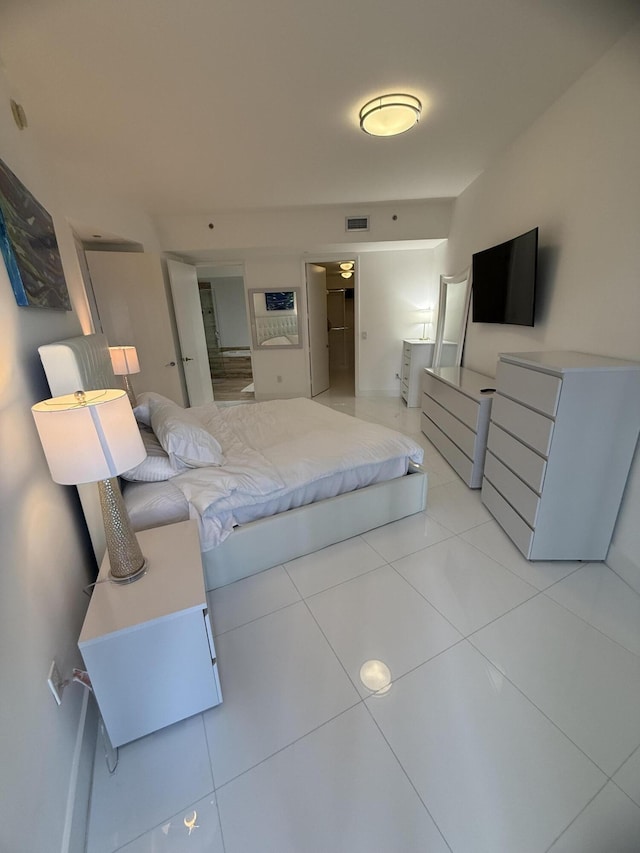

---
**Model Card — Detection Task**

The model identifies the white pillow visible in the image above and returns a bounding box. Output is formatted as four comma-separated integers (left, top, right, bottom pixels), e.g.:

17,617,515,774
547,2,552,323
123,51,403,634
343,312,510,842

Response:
150,397,224,468
133,391,179,427
120,429,183,482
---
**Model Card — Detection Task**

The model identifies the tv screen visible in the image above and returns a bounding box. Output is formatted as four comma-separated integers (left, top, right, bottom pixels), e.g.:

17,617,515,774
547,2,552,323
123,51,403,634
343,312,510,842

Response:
265,291,295,311
472,228,538,326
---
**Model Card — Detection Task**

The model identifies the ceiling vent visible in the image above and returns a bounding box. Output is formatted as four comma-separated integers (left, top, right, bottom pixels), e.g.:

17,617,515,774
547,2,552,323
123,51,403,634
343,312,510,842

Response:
345,216,369,233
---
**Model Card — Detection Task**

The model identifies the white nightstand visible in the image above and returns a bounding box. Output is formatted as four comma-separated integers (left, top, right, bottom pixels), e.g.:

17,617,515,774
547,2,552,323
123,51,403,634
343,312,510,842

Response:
78,520,222,747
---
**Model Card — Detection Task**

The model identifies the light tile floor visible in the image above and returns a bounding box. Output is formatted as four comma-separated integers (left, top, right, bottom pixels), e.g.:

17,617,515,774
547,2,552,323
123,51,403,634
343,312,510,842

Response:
85,386,640,853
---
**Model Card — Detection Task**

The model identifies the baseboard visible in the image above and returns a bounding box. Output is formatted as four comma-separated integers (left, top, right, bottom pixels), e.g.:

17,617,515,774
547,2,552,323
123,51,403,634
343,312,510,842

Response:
606,541,640,595
61,689,99,853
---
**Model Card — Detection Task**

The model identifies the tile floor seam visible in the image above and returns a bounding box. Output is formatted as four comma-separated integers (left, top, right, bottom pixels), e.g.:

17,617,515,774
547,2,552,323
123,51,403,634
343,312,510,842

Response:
211,699,364,794
282,546,387,601
298,589,378,698
386,560,465,636
539,587,640,661
201,710,227,846
360,700,454,853
611,777,640,809
456,530,557,593
608,740,640,786
467,636,613,778
424,509,493,536
212,595,302,638
363,525,458,564
389,554,540,639
606,564,640,599
541,779,610,853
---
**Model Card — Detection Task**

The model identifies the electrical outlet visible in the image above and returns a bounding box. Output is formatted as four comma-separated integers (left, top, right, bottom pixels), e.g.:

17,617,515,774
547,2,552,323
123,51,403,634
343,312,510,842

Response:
47,660,65,705
395,373,400,379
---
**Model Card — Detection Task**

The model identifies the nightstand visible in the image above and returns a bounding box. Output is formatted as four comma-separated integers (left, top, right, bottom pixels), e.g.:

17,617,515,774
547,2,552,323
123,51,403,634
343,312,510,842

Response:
78,520,222,747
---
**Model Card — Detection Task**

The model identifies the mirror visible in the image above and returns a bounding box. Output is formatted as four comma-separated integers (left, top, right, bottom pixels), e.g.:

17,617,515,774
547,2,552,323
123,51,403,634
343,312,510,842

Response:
248,288,302,350
433,269,472,368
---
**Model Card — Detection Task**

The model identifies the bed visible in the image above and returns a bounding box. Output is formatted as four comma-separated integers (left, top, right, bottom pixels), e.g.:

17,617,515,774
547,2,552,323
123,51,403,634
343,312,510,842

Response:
38,333,427,589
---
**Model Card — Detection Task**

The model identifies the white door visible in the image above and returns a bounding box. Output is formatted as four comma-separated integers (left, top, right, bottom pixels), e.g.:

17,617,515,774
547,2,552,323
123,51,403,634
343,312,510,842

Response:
306,263,330,396
167,259,214,406
86,251,185,404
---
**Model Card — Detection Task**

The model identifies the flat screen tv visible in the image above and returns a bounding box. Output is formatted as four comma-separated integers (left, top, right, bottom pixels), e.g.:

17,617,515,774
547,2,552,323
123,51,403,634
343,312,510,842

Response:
472,227,538,326
265,291,295,311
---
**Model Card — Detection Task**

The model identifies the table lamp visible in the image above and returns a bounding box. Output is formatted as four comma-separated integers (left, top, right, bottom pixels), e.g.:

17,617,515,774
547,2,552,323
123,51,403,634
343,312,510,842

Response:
417,307,434,340
109,346,140,406
32,389,148,584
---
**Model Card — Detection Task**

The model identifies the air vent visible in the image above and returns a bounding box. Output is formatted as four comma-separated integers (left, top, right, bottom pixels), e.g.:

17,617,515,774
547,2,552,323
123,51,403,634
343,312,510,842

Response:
345,216,369,232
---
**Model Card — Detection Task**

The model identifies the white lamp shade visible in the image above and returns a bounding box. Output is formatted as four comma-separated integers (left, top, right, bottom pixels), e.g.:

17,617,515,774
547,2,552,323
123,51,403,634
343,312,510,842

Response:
32,389,145,484
109,346,140,376
417,308,434,324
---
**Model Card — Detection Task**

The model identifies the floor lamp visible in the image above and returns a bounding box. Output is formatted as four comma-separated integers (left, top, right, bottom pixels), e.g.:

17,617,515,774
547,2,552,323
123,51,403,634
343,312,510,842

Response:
32,389,148,584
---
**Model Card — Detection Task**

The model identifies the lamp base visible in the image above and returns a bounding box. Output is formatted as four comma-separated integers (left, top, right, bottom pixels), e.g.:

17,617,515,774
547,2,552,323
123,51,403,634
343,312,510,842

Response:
123,374,137,408
109,558,148,585
98,478,147,583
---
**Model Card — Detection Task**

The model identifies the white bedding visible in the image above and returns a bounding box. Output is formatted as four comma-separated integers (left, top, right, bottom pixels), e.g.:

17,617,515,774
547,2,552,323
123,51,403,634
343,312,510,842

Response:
124,397,423,550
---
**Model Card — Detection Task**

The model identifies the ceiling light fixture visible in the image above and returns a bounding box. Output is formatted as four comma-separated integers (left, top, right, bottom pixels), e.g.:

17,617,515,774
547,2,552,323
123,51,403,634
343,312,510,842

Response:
339,262,354,271
359,93,421,137
341,271,353,279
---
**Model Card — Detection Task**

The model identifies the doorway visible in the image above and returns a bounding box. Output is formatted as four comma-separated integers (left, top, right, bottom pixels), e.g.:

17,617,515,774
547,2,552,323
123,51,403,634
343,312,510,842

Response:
309,259,356,397
198,271,254,401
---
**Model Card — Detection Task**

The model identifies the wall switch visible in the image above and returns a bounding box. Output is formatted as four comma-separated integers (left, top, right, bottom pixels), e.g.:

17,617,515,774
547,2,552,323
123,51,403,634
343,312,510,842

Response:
47,660,65,706
361,331,367,340
276,375,282,383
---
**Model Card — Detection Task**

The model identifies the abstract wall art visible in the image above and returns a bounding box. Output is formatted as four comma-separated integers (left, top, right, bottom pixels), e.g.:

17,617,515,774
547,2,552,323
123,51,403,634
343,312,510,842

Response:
0,157,71,310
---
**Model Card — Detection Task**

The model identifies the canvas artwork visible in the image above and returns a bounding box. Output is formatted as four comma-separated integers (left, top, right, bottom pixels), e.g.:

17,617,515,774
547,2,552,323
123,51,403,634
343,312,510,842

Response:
0,157,71,310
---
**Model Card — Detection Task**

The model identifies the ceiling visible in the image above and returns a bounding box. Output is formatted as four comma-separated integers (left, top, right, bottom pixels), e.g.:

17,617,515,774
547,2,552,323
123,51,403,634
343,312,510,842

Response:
0,0,638,218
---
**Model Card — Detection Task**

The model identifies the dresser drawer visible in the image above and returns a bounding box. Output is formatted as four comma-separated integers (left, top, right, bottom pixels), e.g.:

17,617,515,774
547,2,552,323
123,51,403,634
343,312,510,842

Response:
422,374,479,431
403,343,411,358
487,423,547,494
421,413,475,486
496,360,562,416
491,394,554,457
484,452,540,528
422,394,477,459
481,479,534,558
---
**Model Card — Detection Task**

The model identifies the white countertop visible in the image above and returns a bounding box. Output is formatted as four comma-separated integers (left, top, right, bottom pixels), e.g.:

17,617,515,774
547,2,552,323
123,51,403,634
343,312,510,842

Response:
500,351,640,373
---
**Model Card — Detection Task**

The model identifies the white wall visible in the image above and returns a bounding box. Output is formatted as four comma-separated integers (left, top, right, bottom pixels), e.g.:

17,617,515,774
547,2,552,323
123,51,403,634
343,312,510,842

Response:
445,24,640,588
155,198,453,255
205,277,250,348
0,69,161,853
358,248,442,395
243,257,311,400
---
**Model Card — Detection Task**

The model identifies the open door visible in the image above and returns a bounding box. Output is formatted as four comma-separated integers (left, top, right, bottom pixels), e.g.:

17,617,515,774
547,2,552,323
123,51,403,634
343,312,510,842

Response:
167,259,214,406
306,263,330,396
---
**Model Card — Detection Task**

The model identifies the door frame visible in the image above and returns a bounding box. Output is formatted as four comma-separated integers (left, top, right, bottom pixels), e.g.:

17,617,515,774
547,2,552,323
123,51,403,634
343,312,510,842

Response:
300,255,360,396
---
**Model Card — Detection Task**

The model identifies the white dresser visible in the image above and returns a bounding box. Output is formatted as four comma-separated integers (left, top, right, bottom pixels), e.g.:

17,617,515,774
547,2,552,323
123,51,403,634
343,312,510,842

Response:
421,367,495,487
402,340,435,406
79,520,222,746
482,351,640,561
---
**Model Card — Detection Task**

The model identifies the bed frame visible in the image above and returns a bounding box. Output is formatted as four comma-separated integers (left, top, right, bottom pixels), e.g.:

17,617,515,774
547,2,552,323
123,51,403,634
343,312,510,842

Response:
38,333,428,589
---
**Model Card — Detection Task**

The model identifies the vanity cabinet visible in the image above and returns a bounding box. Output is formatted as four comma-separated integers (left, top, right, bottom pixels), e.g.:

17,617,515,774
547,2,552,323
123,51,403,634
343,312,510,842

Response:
482,351,640,560
421,367,495,487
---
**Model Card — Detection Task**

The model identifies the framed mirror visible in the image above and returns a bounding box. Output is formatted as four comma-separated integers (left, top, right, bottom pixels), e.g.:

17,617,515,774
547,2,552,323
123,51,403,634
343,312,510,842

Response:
248,287,302,350
433,268,472,368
